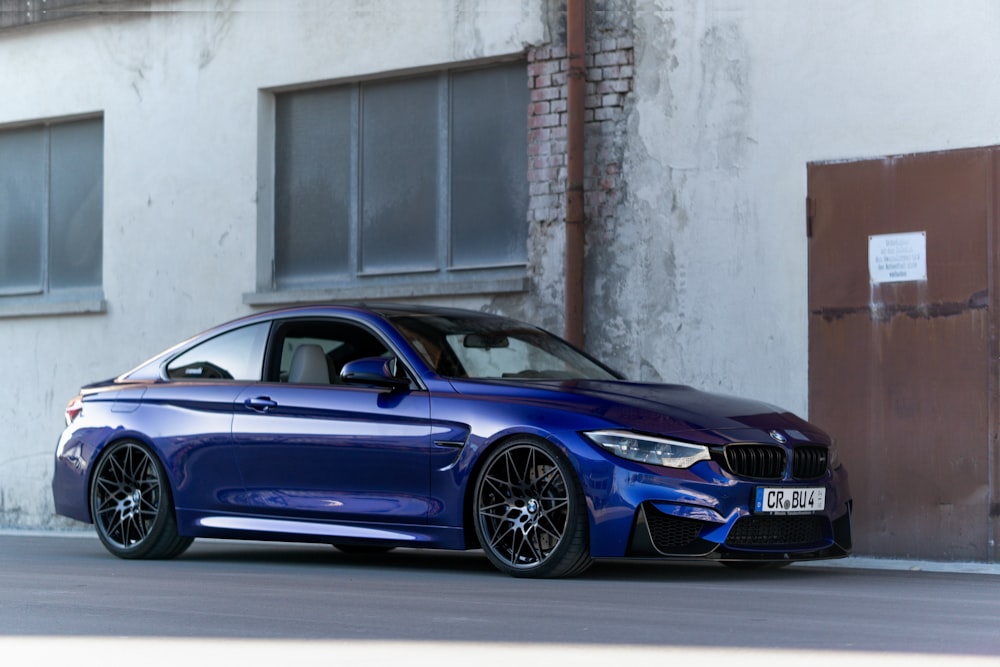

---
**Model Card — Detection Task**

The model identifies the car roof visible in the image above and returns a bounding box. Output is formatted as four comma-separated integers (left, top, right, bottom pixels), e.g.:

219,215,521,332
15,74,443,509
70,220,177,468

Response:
239,302,514,321
112,303,527,383
361,302,514,320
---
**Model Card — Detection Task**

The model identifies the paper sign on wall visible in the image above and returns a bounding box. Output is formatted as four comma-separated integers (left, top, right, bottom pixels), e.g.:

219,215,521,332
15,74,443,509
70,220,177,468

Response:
868,232,927,284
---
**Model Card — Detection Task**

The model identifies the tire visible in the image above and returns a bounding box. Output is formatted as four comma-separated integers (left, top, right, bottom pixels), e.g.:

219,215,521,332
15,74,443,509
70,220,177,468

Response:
472,438,592,578
90,440,193,560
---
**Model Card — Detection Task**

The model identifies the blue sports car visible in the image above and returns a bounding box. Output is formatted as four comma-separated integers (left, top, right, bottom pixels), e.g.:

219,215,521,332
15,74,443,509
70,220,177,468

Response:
52,304,852,577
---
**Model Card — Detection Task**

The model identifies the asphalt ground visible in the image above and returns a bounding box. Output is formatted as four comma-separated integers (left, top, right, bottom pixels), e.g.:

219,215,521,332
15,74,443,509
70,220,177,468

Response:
0,530,1000,667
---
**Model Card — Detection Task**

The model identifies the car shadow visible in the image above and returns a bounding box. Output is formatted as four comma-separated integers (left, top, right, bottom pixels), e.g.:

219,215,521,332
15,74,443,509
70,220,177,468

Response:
175,540,845,581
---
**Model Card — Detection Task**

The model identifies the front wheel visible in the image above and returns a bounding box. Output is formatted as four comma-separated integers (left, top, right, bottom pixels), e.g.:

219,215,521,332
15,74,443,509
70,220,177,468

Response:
473,438,592,578
90,440,193,559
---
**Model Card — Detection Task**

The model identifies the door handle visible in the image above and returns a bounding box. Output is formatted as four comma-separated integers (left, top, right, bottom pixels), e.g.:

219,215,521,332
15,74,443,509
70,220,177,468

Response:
244,396,278,413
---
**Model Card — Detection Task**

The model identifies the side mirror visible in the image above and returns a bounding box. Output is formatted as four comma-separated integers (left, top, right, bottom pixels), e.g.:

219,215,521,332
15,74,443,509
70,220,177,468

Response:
340,357,410,390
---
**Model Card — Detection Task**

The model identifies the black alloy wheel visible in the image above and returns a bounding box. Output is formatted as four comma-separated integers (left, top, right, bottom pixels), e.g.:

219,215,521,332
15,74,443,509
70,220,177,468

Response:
90,440,193,559
473,438,591,578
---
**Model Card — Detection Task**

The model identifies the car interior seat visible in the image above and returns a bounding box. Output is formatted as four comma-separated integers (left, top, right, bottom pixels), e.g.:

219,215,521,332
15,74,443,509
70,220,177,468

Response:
287,343,331,384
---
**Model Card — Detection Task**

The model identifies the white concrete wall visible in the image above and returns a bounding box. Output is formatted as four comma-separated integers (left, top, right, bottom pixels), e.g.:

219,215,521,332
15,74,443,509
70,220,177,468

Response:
611,0,1000,414
0,0,548,526
6,0,1000,528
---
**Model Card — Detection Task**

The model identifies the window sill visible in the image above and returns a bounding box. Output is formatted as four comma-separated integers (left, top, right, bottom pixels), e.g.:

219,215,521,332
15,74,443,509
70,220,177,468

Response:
0,293,106,319
244,275,529,307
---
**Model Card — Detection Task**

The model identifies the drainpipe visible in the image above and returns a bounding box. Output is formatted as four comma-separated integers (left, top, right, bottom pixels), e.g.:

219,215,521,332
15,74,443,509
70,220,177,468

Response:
564,0,586,348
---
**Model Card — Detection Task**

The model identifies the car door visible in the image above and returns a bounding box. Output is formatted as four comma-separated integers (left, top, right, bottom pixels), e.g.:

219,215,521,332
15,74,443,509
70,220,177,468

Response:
152,321,271,514
229,318,433,524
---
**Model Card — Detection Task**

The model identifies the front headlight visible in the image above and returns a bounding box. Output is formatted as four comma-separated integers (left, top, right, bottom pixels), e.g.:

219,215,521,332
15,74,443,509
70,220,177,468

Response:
584,430,710,469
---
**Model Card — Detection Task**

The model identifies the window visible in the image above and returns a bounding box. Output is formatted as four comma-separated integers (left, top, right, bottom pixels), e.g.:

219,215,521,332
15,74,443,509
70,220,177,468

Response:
389,314,619,381
266,319,391,384
166,323,270,381
263,61,529,299
0,117,103,308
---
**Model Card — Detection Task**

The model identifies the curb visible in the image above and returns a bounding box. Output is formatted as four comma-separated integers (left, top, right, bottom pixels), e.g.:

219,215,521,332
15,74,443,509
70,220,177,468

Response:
795,555,1000,576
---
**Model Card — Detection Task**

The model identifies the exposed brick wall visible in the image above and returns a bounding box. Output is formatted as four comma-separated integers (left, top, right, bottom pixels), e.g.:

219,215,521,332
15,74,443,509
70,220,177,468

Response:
526,36,634,228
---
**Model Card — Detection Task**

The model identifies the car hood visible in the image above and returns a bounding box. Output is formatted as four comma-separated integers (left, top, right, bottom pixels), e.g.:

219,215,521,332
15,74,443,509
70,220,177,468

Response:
449,378,828,444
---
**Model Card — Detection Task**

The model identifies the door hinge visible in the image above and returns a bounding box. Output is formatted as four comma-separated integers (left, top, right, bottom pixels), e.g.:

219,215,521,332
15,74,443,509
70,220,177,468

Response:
806,196,816,238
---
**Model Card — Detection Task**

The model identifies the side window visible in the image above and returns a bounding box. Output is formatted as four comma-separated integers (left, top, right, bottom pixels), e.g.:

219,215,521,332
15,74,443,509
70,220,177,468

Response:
166,322,270,381
268,320,390,384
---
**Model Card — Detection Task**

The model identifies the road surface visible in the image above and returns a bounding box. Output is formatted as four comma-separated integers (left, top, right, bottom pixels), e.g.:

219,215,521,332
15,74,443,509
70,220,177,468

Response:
1,533,997,666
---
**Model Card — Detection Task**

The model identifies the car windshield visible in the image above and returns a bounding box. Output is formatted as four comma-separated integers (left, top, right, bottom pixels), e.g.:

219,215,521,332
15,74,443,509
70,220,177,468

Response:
388,313,620,381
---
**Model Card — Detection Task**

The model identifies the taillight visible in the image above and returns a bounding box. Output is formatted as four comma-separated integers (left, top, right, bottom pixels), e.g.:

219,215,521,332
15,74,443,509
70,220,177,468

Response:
65,396,84,425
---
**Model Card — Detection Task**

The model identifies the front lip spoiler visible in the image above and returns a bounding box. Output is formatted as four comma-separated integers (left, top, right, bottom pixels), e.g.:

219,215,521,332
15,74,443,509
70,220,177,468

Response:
626,502,853,562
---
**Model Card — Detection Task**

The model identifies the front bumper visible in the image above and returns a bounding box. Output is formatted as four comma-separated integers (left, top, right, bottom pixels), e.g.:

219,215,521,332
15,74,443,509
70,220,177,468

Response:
583,452,853,561
628,500,852,561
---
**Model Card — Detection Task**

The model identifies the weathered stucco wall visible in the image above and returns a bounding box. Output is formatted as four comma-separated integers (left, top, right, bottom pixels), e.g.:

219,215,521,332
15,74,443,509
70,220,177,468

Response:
5,0,1000,529
0,0,549,527
583,0,1000,416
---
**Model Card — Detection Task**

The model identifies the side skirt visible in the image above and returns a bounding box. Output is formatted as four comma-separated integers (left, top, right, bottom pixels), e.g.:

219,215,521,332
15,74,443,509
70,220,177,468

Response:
176,509,468,550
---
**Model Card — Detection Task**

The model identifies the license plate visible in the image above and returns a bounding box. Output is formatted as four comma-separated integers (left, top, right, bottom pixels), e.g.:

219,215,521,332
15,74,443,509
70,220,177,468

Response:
754,487,826,514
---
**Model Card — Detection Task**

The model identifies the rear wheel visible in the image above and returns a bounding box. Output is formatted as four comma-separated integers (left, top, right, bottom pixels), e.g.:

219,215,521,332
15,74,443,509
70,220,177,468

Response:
473,438,591,578
90,440,193,559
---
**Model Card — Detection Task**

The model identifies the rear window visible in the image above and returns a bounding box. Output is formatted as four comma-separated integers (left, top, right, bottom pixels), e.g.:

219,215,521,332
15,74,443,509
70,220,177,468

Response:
165,322,270,381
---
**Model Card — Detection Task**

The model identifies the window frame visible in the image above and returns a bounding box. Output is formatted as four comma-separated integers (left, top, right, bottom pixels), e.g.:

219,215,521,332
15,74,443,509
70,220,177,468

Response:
246,60,530,307
0,113,105,319
164,321,272,383
262,317,422,390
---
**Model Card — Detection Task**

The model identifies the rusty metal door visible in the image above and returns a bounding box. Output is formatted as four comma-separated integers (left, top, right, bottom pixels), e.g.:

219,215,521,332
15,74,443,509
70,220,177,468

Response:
808,148,999,561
